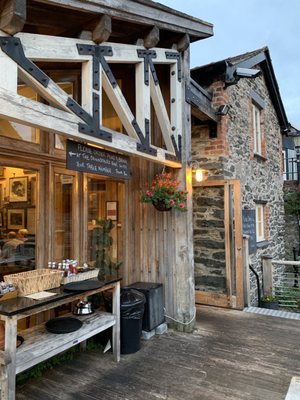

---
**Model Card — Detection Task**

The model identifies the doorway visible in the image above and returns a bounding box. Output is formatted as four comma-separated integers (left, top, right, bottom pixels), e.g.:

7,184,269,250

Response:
193,180,244,309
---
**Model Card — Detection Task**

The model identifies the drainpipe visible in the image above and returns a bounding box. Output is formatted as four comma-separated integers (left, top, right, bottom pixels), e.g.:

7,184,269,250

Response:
249,264,261,307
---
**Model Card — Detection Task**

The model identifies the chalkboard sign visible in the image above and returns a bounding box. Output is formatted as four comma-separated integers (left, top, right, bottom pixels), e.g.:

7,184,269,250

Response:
242,209,257,254
66,140,130,179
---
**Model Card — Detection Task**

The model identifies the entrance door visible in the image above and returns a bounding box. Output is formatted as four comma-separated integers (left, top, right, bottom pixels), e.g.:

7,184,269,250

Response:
193,180,243,309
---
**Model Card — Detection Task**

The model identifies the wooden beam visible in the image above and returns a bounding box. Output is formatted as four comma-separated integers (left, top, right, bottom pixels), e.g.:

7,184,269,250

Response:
150,73,175,152
233,180,244,310
186,79,219,123
135,60,150,139
143,26,160,49
31,0,213,40
0,0,26,35
170,62,182,151
78,30,92,40
0,87,181,167
0,48,17,92
15,32,175,63
92,15,112,44
102,71,140,140
195,291,230,308
176,34,190,52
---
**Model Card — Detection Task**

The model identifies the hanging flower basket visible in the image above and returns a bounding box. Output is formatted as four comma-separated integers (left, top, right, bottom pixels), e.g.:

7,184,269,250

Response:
152,200,172,212
140,172,187,212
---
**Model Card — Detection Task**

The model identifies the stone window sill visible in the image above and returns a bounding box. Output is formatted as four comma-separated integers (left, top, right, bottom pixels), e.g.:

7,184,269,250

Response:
254,153,267,162
256,240,269,249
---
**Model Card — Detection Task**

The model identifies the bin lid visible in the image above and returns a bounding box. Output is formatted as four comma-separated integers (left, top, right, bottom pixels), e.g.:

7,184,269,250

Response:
120,288,145,309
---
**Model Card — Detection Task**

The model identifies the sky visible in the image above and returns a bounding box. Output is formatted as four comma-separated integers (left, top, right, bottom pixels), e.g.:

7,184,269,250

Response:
162,0,300,128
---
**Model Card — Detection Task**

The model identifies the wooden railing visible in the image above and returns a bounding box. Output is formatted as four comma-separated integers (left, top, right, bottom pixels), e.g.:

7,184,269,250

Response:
263,258,300,311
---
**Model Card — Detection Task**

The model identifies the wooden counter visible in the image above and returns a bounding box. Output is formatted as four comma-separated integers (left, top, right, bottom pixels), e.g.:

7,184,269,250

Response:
0,279,121,400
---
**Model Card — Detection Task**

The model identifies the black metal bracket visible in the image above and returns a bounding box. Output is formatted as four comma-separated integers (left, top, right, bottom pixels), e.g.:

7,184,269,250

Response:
165,51,182,83
0,37,50,87
132,118,157,156
76,44,116,89
73,43,117,141
165,134,182,161
66,96,112,141
137,49,158,86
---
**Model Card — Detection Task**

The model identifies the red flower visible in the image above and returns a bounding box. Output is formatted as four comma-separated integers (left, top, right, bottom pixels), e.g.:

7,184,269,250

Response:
179,203,185,209
169,199,175,205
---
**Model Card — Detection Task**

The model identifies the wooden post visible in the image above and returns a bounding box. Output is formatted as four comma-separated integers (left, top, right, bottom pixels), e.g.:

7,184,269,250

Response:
143,26,160,49
243,235,251,306
171,46,195,333
4,316,17,400
112,280,120,362
261,255,273,295
92,15,112,44
0,0,26,35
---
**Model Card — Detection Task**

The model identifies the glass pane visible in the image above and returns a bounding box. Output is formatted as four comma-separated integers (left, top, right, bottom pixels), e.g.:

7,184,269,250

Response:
87,178,122,278
0,86,40,143
54,173,73,261
0,166,37,279
55,83,74,150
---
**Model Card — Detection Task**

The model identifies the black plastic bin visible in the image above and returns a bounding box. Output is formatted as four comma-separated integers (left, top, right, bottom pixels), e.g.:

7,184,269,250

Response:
127,282,165,331
120,288,145,354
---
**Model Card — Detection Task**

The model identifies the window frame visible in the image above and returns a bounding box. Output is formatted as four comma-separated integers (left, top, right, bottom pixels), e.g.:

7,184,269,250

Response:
255,203,264,242
252,103,262,155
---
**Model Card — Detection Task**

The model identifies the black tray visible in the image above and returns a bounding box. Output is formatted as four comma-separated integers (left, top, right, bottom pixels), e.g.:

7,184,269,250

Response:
46,317,83,334
63,280,103,292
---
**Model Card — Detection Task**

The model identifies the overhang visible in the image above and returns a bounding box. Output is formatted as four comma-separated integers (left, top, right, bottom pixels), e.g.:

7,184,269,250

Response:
0,0,213,46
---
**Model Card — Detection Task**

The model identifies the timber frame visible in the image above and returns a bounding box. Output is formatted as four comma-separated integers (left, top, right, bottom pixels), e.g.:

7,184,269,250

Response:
0,33,186,166
0,0,213,167
0,0,214,337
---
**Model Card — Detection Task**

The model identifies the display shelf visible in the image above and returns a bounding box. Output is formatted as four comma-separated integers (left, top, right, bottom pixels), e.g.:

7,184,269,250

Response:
16,310,115,374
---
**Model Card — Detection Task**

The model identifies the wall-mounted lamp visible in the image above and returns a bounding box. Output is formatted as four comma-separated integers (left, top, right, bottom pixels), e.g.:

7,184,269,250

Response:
215,104,230,116
189,161,206,182
235,67,261,79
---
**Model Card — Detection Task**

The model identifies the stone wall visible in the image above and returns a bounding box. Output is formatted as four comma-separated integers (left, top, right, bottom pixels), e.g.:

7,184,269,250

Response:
193,186,226,293
192,70,286,306
283,181,300,260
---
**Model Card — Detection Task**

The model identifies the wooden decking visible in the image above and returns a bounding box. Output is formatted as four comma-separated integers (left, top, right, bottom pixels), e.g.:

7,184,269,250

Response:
16,306,300,400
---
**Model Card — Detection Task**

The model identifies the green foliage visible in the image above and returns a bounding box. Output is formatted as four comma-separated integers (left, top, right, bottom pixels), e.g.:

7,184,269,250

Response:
17,346,78,385
91,219,122,279
16,340,104,386
261,294,277,302
284,190,300,215
140,172,187,211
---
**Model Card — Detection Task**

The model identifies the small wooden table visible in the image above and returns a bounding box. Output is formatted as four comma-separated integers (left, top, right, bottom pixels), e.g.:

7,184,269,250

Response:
0,278,121,400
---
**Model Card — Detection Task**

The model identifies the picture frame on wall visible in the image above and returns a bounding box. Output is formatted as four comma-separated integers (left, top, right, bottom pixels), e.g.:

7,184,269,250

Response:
106,201,118,221
9,176,28,202
7,209,25,230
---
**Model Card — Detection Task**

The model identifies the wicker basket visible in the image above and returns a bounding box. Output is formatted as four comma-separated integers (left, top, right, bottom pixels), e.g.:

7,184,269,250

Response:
4,269,63,296
62,269,98,284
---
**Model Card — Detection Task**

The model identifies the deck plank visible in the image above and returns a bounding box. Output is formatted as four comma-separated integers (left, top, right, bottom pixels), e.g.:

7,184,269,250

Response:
16,306,300,400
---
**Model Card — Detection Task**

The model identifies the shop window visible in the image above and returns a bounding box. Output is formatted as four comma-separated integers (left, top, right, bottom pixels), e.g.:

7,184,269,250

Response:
54,173,74,261
0,166,37,278
87,178,123,278
55,82,75,150
0,86,40,143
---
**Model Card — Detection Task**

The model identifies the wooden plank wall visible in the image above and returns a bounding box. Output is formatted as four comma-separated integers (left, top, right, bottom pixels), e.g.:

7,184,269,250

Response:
123,158,176,319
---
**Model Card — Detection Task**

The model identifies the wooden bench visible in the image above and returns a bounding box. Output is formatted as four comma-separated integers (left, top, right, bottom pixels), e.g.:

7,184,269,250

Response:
0,279,120,400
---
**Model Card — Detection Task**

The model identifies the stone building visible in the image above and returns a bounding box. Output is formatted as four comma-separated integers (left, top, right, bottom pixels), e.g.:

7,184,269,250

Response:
189,47,290,306
283,126,300,260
